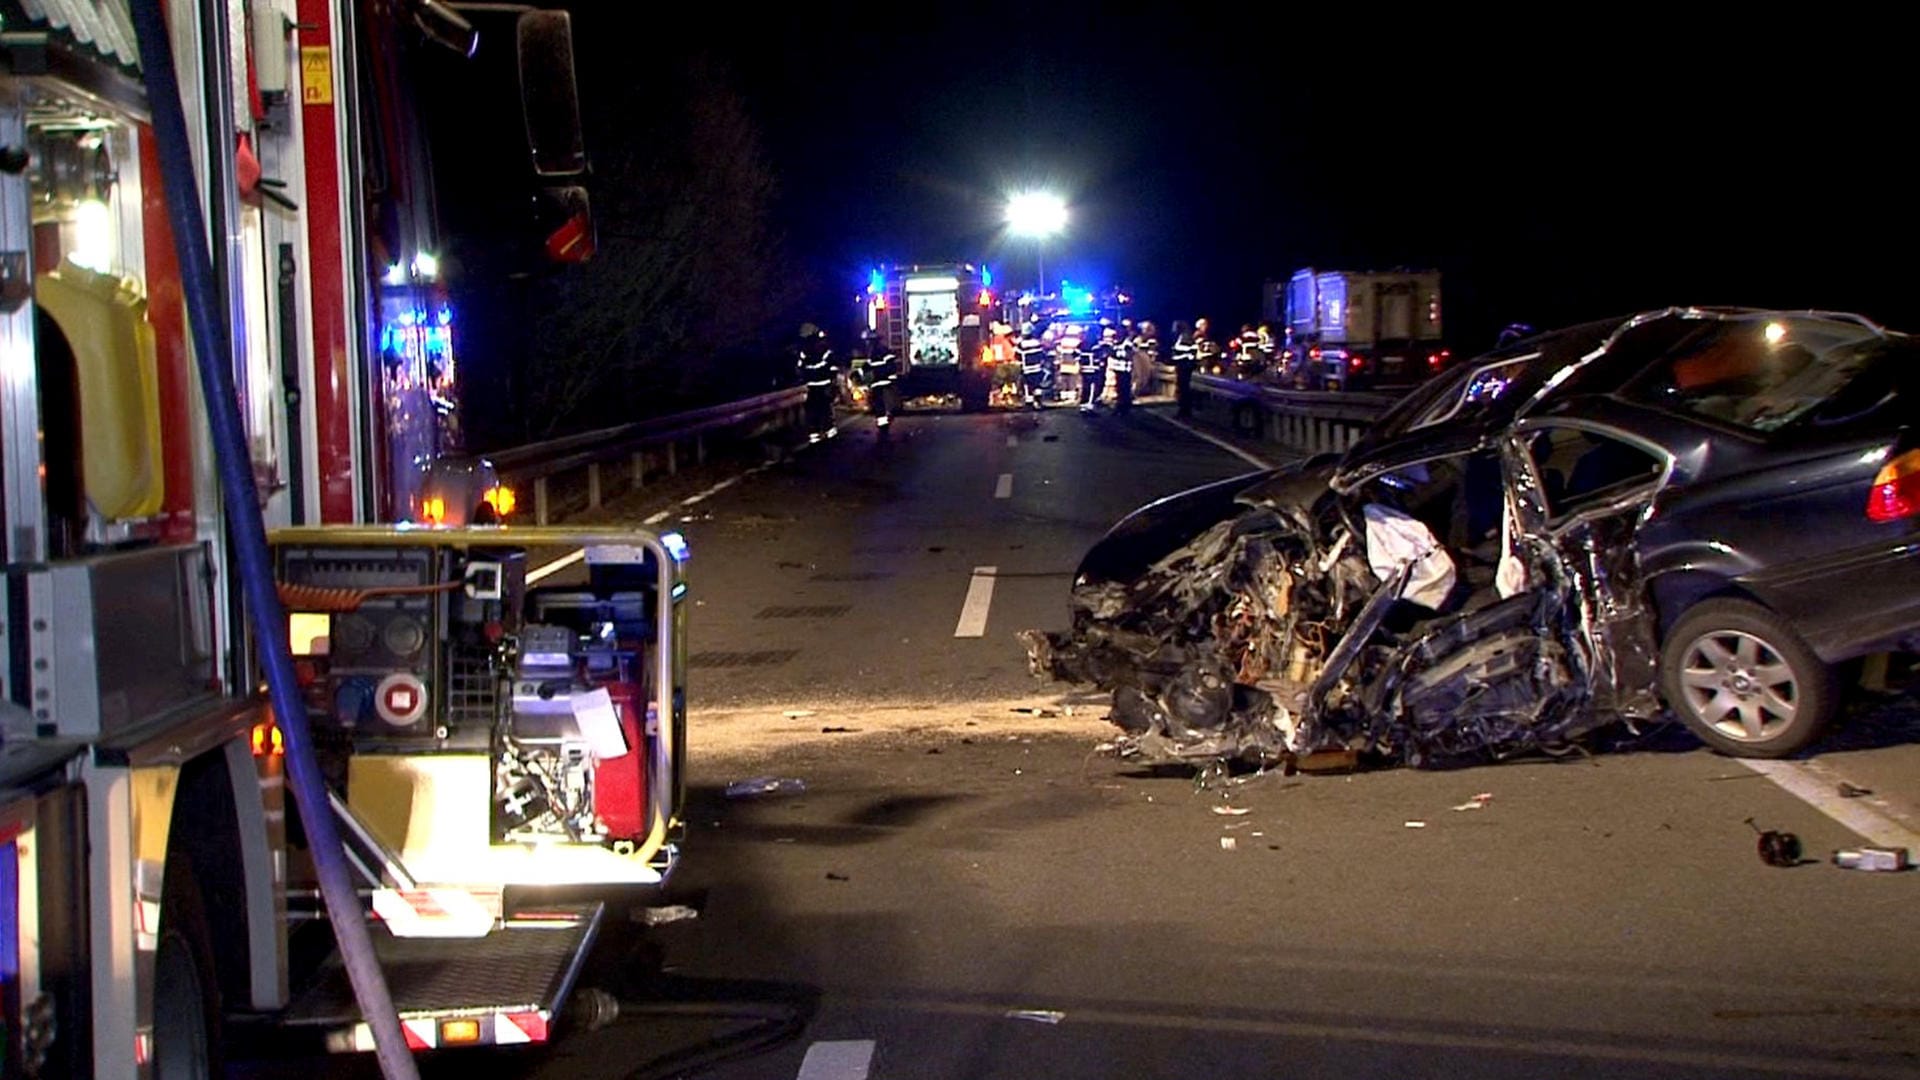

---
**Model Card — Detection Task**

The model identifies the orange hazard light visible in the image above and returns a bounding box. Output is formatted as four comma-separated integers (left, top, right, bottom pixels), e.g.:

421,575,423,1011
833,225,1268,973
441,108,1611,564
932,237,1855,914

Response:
440,1019,481,1045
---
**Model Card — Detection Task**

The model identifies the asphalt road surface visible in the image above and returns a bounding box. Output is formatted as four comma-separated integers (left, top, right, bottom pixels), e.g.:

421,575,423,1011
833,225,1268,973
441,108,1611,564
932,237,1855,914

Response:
252,404,1920,1080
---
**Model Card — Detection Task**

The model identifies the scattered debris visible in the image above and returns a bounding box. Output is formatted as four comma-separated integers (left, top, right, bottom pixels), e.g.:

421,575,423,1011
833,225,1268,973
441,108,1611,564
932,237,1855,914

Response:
635,905,699,927
926,747,943,755
1010,707,1060,718
821,726,857,734
1042,435,1060,443
927,546,946,554
723,776,807,800
1006,1010,1065,1025
1404,820,1427,829
1219,837,1238,850
783,709,817,719
825,871,850,882
1832,847,1910,872
1837,781,1874,799
1745,818,1802,867
776,561,809,570
1451,793,1495,812
1210,805,1253,816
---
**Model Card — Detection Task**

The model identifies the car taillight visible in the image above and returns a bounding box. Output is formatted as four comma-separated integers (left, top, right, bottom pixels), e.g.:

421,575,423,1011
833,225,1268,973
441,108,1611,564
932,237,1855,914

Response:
1349,354,1366,371
1427,349,1450,370
1867,448,1920,522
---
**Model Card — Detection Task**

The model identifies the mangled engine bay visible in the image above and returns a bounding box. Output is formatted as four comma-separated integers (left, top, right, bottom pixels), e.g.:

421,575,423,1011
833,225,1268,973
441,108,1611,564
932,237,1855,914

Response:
1023,457,1662,768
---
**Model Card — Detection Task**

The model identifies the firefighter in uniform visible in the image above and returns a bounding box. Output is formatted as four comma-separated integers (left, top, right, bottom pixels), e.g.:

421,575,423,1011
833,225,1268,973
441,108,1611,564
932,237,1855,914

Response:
1081,323,1116,411
797,323,837,443
1114,323,1147,414
864,334,899,429
1170,320,1196,417
1016,320,1051,410
1194,317,1221,376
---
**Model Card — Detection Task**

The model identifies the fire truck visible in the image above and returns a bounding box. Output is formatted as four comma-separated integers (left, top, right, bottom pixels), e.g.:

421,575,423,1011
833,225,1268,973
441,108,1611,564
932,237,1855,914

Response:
0,2,686,1077
861,263,1002,411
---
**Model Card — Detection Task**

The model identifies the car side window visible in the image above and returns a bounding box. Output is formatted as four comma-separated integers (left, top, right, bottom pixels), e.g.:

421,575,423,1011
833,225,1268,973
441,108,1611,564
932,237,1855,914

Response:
1621,318,1888,433
1526,426,1664,524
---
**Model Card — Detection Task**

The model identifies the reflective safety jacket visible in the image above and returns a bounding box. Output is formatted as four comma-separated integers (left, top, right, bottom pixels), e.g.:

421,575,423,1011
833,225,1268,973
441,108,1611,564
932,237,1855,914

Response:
1015,335,1049,375
1111,335,1139,373
799,346,835,388
866,351,899,387
1171,336,1196,368
1086,338,1115,370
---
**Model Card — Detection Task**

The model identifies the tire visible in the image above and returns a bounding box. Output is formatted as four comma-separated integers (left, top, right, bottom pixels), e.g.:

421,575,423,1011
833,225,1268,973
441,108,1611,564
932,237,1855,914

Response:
154,851,223,1080
1660,598,1836,758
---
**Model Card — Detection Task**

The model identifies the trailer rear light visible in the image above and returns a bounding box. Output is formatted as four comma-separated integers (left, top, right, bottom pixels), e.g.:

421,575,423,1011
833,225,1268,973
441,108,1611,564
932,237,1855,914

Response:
1309,347,1321,360
421,495,447,525
1349,355,1366,371
1867,448,1920,522
979,290,993,307
251,720,284,757
1427,349,1450,370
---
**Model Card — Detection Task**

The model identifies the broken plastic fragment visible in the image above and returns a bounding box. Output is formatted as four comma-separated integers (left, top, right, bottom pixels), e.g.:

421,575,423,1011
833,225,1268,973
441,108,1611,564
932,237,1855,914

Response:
1211,805,1252,816
1010,707,1060,717
636,904,699,927
1451,793,1494,811
1006,1009,1065,1024
1404,820,1427,829
1837,781,1874,799
1219,837,1238,850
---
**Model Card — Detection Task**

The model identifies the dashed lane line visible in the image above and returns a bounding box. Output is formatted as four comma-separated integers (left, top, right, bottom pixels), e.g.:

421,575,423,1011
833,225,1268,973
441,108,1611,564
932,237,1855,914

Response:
1148,411,1275,470
994,472,1013,499
795,1040,875,1080
953,566,998,638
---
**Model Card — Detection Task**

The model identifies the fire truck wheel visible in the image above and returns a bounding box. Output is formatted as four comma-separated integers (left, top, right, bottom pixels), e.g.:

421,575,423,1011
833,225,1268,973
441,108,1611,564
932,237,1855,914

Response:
154,851,224,1080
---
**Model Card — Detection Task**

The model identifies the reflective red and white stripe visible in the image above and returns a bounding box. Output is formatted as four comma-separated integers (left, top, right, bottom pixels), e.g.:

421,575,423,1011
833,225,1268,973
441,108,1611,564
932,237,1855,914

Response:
336,1010,551,1052
371,886,500,938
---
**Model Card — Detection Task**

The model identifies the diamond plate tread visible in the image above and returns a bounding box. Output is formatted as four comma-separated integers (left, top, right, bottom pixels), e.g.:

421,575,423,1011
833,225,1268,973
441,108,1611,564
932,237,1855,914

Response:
273,903,602,1025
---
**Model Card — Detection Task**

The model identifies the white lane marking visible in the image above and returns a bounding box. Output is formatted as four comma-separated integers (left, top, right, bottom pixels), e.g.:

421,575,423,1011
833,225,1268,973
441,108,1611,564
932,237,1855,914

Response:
953,566,998,638
1738,758,1920,850
681,473,743,507
526,548,586,584
1149,411,1274,470
994,473,1013,499
1006,434,1018,447
795,1040,874,1080
644,511,670,525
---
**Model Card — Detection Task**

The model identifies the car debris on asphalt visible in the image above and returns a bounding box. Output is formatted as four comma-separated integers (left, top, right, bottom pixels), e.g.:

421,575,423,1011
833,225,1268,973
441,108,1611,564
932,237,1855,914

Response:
635,904,700,927
1006,1010,1066,1024
1832,847,1910,871
1451,793,1494,811
723,776,807,800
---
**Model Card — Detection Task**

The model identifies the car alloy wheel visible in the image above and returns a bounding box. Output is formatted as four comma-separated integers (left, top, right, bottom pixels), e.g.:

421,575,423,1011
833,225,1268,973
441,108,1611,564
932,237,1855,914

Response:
1677,629,1798,742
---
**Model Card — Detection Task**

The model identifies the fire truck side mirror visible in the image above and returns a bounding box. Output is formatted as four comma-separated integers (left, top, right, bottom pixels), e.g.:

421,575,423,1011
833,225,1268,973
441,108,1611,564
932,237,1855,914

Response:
514,11,586,178
412,0,479,58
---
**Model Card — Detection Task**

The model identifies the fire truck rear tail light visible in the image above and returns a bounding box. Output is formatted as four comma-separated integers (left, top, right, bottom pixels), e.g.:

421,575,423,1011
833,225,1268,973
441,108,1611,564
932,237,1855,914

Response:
251,720,284,757
1349,355,1366,371
440,1019,481,1045
1867,448,1920,522
421,495,447,525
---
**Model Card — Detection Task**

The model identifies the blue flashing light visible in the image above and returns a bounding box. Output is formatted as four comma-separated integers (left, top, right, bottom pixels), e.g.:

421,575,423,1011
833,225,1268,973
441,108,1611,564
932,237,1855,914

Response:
867,268,885,295
436,304,453,327
661,531,690,563
981,265,993,287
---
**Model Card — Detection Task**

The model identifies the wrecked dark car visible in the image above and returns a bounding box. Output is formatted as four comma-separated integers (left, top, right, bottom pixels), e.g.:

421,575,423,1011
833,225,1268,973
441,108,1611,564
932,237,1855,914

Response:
1025,308,1920,768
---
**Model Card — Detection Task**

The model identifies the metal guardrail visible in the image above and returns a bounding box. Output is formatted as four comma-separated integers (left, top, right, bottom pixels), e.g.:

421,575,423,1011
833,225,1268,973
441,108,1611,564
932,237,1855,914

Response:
489,385,807,524
1151,366,1400,457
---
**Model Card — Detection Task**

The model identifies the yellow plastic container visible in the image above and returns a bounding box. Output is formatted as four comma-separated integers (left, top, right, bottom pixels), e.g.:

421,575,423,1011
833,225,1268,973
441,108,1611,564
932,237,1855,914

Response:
35,258,165,521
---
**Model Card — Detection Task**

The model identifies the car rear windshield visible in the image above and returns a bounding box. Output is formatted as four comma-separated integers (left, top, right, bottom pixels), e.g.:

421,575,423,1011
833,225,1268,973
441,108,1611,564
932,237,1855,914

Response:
1621,317,1910,433
1372,318,1628,440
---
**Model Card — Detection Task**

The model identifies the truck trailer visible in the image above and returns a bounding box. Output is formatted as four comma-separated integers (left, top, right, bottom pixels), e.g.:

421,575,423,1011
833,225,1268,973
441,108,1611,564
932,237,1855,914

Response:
1271,268,1448,391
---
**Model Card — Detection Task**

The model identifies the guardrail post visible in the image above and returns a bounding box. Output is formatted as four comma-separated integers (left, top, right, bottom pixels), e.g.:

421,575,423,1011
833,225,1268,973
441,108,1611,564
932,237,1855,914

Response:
588,462,602,509
666,441,678,476
631,450,645,488
696,434,707,465
534,476,550,526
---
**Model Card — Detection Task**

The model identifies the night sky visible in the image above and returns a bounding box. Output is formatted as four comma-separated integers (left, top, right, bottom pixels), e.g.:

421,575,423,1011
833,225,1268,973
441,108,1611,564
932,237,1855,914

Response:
585,6,1917,351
